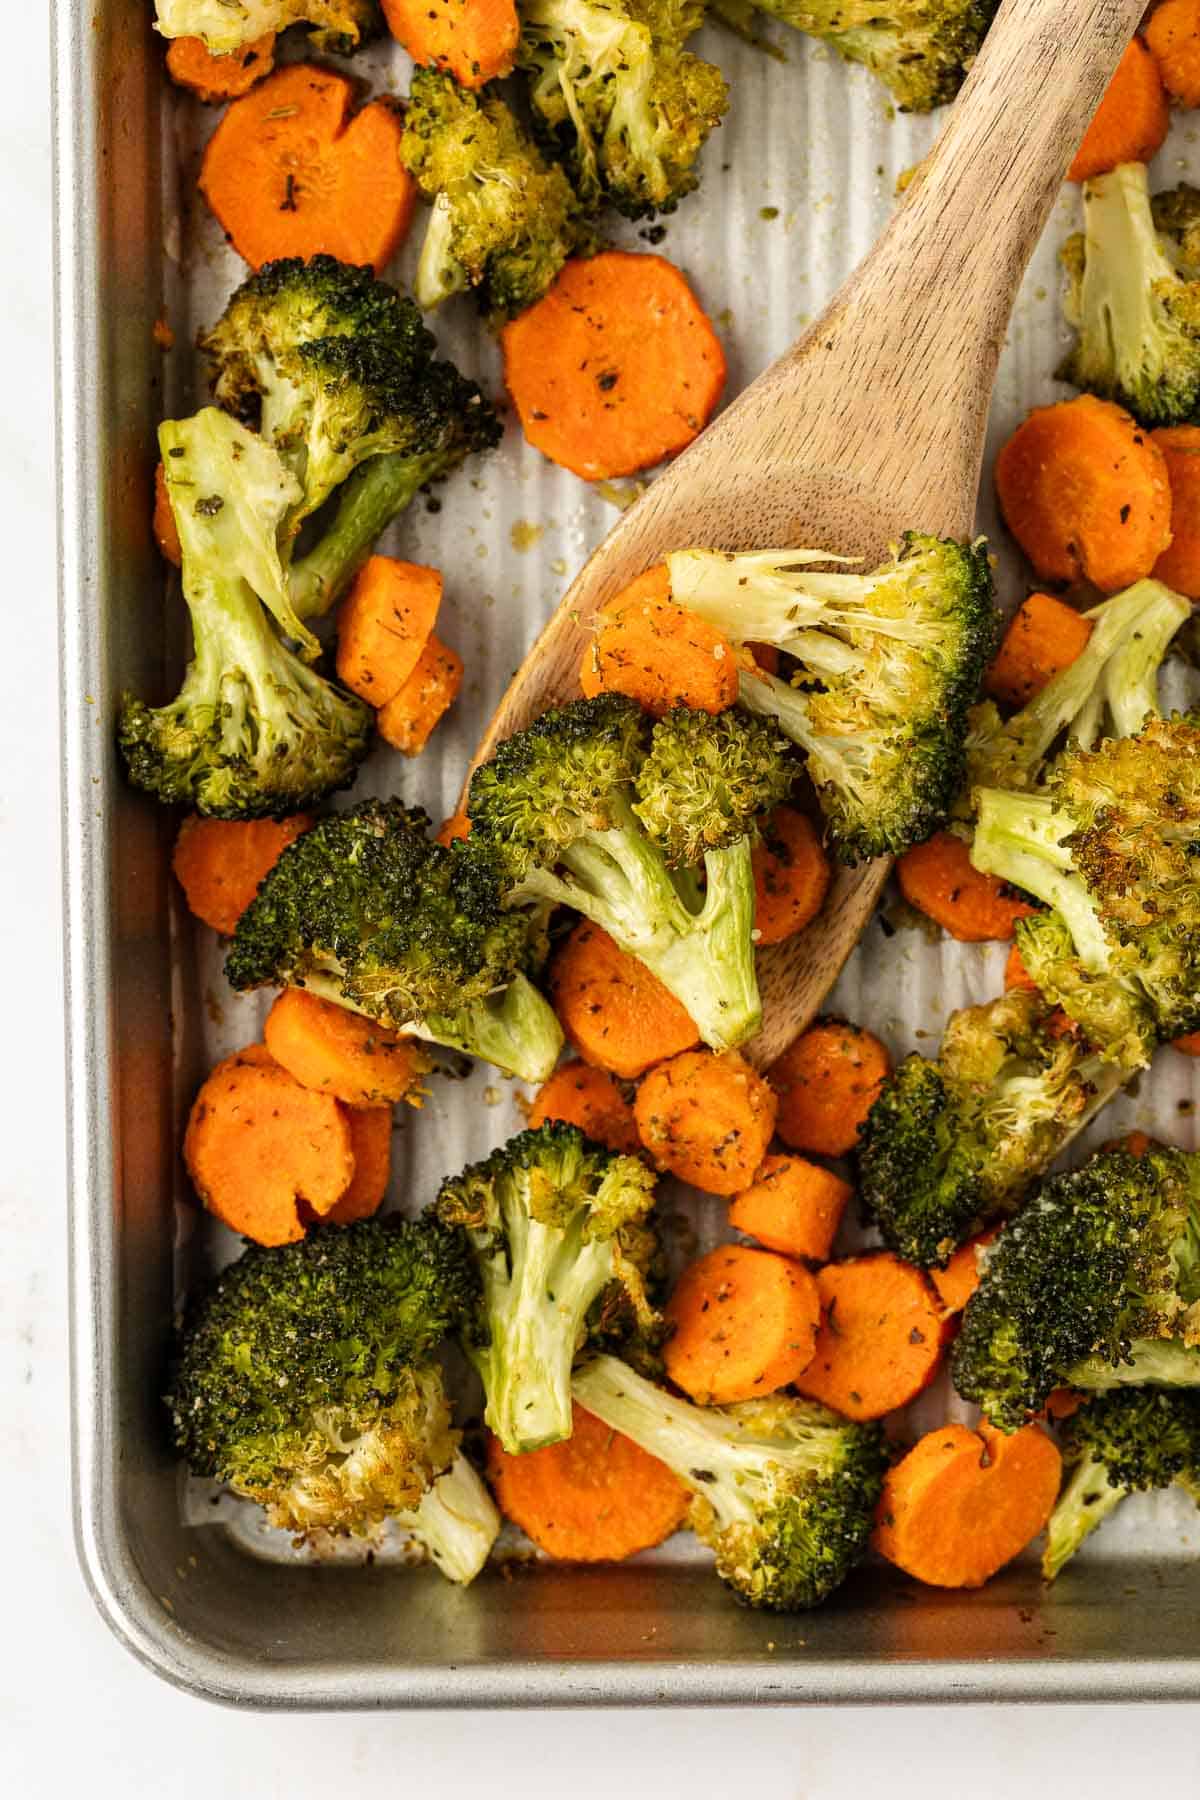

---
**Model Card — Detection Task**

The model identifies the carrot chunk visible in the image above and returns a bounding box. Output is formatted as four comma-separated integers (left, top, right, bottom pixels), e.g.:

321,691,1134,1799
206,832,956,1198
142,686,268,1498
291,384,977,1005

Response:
527,1061,640,1155
1146,0,1200,105
435,809,472,847
874,1422,1061,1588
183,1047,354,1245
199,65,416,272
172,812,312,937
381,0,519,88
327,1106,393,1225
486,1402,689,1560
663,1244,821,1404
1004,943,1039,992
897,830,1037,943
795,1254,949,1421
728,1153,851,1262
1173,1031,1200,1055
751,807,831,946
984,592,1094,709
769,1020,891,1158
994,396,1173,593
264,987,430,1107
335,557,443,705
153,461,182,567
548,920,700,1079
1067,39,1169,181
166,32,276,103
502,252,726,480
579,565,739,716
376,635,463,755
1152,426,1200,597
929,1227,1002,1315
634,1048,778,1195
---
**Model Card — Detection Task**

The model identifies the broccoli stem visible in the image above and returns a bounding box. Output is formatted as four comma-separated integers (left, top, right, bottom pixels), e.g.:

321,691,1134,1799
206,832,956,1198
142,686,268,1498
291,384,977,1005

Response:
416,973,564,1084
415,193,469,313
397,1449,500,1585
289,451,444,621
1041,1451,1127,1582
972,789,1113,973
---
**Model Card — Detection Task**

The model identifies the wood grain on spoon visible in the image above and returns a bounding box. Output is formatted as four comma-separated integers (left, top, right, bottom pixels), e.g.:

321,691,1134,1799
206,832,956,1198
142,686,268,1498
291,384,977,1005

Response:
467,0,1146,1069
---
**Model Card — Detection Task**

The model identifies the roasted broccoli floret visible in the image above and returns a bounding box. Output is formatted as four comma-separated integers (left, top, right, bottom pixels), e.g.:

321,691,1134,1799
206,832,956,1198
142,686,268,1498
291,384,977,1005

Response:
858,988,1127,1268
972,716,1200,1067
201,256,501,617
168,1217,476,1538
225,799,564,1082
435,1125,660,1452
666,534,997,862
952,1147,1200,1431
1151,181,1200,274
402,69,592,320
518,0,729,218
1059,162,1200,428
120,409,371,818
1042,1389,1200,1581
966,579,1189,797
394,1449,502,1584
711,0,996,112
572,1354,888,1609
467,695,795,1050
154,0,379,54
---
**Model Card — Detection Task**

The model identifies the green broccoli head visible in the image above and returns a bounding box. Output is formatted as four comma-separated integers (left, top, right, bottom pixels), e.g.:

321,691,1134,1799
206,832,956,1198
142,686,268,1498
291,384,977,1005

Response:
154,0,380,55
201,255,500,601
435,1124,660,1452
633,706,796,864
518,0,729,218
573,1355,888,1610
1042,1388,1200,1580
1059,163,1200,429
225,799,563,1081
1152,182,1200,274
858,988,1128,1267
402,69,593,321
167,1216,475,1536
952,1147,1200,1431
667,533,998,862
120,409,371,819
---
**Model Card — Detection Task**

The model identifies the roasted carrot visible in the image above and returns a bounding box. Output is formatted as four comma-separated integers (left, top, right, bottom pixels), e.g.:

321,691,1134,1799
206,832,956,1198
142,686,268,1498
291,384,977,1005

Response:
486,1402,689,1560
548,920,700,1079
1044,1388,1085,1422
1004,943,1039,992
873,1421,1061,1588
166,32,276,103
634,1048,778,1196
381,0,519,88
172,812,312,937
199,65,416,272
897,831,1037,943
663,1243,821,1405
994,396,1173,593
1146,0,1200,104
728,1153,851,1262
435,809,472,847
1152,426,1200,597
153,461,182,567
376,635,463,755
1173,1031,1200,1055
1067,38,1169,181
183,1047,354,1245
502,253,726,481
335,556,443,705
929,1227,1002,1315
327,1106,393,1225
769,1020,891,1158
264,987,430,1107
795,1254,949,1421
1101,1129,1161,1155
984,592,1094,709
751,807,831,946
579,565,739,716
527,1061,641,1156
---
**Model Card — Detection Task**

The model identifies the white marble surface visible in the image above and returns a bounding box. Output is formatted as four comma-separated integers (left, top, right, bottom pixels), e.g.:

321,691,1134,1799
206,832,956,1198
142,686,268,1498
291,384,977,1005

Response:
6,18,1200,1795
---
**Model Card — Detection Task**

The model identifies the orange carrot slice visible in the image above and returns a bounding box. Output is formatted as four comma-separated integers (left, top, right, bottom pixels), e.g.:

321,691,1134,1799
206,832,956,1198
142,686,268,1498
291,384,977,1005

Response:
769,1020,891,1158
984,592,1094,709
527,1061,640,1156
264,987,430,1108
634,1048,778,1195
728,1152,852,1262
751,807,831,946
166,32,276,103
327,1106,393,1225
579,565,739,716
381,0,519,88
897,831,1038,943
795,1254,949,1421
548,920,700,1079
172,813,312,937
376,635,463,755
663,1243,821,1404
335,557,443,706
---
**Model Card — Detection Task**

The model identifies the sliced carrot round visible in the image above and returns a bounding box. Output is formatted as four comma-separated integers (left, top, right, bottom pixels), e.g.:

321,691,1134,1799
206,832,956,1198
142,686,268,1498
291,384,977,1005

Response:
327,1106,393,1225
1145,0,1200,106
264,987,429,1108
200,64,416,272
928,1227,1001,1316
728,1152,851,1262
751,807,831,946
769,1020,891,1158
1152,426,1200,598
1173,1031,1200,1056
579,565,739,716
376,634,463,756
663,1243,821,1404
527,1061,640,1156
795,1254,948,1421
984,592,1093,709
381,0,519,88
172,812,312,937
487,1402,689,1561
1004,943,1039,992
166,32,276,103
502,252,726,481
335,557,443,707
1067,38,1169,181
873,1422,1061,1588
897,831,1037,943
548,920,700,1079
435,809,472,847
634,1048,777,1195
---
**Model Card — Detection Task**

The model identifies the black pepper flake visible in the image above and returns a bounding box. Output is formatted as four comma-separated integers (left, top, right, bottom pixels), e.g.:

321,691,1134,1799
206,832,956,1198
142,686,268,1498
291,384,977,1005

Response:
1120,504,1131,523
596,371,619,392
280,174,299,213
194,494,224,518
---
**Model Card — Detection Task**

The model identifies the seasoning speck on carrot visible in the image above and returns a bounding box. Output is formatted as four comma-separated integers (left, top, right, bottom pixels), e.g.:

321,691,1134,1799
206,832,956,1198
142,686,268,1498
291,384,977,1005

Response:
769,1019,891,1158
634,1048,777,1195
663,1243,821,1405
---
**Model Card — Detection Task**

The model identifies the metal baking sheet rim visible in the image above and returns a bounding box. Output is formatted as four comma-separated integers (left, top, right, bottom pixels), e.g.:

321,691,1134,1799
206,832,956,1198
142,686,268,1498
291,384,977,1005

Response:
52,0,1200,1706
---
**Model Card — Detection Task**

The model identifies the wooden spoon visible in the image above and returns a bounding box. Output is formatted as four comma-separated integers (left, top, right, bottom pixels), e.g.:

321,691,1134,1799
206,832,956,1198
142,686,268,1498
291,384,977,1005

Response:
468,0,1145,1069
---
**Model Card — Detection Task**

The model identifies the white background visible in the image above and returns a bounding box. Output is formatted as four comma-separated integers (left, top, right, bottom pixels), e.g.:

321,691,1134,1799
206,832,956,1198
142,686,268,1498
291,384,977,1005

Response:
7,16,1200,1797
